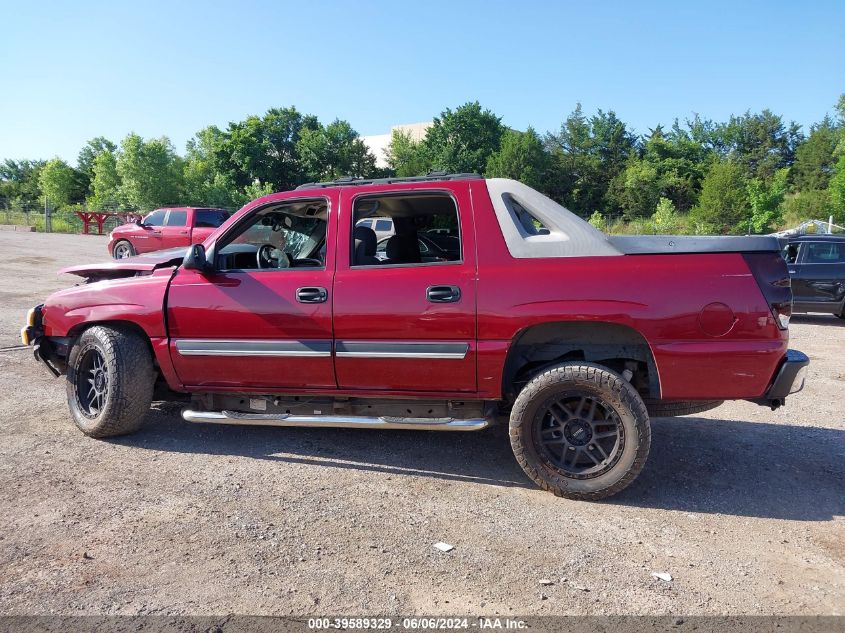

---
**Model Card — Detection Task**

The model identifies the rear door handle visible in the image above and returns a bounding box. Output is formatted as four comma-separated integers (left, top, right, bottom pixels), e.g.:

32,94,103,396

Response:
297,287,328,303
426,285,461,303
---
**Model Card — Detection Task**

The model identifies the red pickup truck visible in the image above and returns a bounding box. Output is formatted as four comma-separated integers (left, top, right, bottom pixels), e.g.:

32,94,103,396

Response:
108,207,230,259
21,174,808,500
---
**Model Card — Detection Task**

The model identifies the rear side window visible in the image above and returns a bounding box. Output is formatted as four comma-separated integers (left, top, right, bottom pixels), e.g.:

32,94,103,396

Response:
195,210,230,228
804,242,844,263
351,193,461,267
506,195,550,236
144,210,166,226
165,210,188,226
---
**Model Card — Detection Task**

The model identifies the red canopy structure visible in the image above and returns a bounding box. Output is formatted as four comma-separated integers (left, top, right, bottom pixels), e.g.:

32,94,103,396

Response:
75,212,141,235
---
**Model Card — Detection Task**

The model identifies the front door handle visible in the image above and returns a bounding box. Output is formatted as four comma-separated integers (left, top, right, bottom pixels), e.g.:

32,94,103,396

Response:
426,285,461,303
297,286,328,303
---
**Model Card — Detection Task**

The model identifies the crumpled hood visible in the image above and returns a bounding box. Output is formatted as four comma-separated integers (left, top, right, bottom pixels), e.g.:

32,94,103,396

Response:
59,247,188,280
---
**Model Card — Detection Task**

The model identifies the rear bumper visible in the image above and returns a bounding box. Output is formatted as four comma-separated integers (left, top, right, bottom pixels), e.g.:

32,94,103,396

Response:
753,349,809,408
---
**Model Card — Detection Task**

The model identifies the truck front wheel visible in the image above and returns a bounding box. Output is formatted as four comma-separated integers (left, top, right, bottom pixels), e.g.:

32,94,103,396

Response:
509,362,651,500
66,325,154,438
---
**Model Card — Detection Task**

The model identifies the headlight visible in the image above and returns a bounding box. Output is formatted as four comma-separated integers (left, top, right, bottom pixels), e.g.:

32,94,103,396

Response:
26,307,36,327
20,326,30,346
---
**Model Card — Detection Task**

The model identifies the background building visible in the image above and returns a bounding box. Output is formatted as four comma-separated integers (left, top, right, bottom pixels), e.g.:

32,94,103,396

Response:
362,122,432,168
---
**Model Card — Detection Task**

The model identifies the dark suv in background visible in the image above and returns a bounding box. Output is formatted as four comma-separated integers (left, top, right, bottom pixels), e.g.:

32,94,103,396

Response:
782,234,845,318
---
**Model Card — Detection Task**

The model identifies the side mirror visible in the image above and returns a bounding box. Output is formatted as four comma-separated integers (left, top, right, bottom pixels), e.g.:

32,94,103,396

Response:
134,218,143,227
182,243,210,272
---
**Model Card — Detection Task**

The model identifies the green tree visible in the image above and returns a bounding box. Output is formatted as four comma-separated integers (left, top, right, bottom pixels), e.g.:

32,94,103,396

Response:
606,157,660,219
423,102,505,174
296,119,377,182
690,159,750,233
385,129,431,177
747,168,788,233
715,110,803,181
485,128,549,190
791,116,839,192
116,133,184,210
87,150,121,210
651,197,680,234
829,157,845,224
183,126,242,207
0,159,45,206
587,210,607,232
827,95,845,223
77,137,118,182
544,104,636,217
223,107,320,191
641,125,712,211
38,158,79,208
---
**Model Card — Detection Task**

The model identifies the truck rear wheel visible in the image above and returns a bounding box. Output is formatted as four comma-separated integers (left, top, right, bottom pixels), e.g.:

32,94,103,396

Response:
509,362,650,501
66,325,154,438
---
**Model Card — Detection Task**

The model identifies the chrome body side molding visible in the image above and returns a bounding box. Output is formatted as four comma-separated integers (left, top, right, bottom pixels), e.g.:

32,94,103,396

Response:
334,341,469,360
175,339,332,358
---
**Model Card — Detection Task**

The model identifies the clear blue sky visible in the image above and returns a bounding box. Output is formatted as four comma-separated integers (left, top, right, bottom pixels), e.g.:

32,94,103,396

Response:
1,0,842,163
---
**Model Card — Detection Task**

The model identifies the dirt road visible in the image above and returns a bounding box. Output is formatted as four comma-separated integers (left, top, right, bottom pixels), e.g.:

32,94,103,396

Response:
0,232,842,616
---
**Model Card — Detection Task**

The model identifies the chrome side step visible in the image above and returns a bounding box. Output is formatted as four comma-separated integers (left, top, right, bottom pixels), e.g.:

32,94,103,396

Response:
181,409,490,432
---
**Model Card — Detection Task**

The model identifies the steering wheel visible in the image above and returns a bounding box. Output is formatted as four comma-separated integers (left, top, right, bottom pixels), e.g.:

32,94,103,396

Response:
257,244,290,269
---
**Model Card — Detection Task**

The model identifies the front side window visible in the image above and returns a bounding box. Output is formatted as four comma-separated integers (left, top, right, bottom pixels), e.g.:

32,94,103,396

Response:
215,199,327,271
783,243,800,264
165,210,187,226
144,210,166,226
351,193,461,267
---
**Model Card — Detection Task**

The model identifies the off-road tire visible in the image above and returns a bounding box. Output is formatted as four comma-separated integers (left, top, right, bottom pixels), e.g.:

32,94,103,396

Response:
644,399,724,417
66,325,154,438
509,362,650,501
112,240,135,259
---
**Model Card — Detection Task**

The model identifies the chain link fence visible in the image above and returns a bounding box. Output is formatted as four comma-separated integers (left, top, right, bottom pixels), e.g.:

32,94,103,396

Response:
0,200,238,235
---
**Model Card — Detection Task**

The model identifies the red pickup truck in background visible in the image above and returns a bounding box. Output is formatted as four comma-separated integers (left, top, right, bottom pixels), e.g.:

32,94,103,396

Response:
21,174,808,500
108,207,230,258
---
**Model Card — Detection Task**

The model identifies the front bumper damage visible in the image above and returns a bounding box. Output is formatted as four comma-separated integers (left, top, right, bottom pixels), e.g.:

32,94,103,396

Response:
21,305,66,377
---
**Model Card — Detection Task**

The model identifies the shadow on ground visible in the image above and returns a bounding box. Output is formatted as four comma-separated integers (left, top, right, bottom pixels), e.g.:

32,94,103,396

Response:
791,314,845,327
118,406,845,521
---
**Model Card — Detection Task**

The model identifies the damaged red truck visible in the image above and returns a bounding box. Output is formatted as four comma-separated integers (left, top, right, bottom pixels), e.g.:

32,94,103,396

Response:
21,174,808,500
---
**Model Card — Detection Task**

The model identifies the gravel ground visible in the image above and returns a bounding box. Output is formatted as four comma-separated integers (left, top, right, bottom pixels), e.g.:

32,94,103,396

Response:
0,231,842,616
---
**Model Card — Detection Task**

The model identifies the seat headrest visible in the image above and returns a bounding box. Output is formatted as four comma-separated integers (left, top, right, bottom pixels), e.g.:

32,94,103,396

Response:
386,234,421,263
354,225,377,257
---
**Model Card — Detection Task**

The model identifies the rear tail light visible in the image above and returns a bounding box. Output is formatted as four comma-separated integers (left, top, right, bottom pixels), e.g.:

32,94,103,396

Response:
742,253,792,330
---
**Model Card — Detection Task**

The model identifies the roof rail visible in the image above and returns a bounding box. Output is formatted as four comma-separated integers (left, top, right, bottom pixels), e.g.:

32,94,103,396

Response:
295,172,483,190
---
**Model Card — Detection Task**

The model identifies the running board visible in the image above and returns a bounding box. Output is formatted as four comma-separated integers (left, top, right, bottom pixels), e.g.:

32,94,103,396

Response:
181,409,490,432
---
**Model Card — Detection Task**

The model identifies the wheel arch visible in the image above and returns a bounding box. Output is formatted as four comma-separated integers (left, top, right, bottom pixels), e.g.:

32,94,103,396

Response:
501,321,661,402
66,319,158,372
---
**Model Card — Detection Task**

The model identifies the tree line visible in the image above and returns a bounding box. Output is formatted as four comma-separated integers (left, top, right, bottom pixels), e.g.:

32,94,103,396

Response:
2,97,844,235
